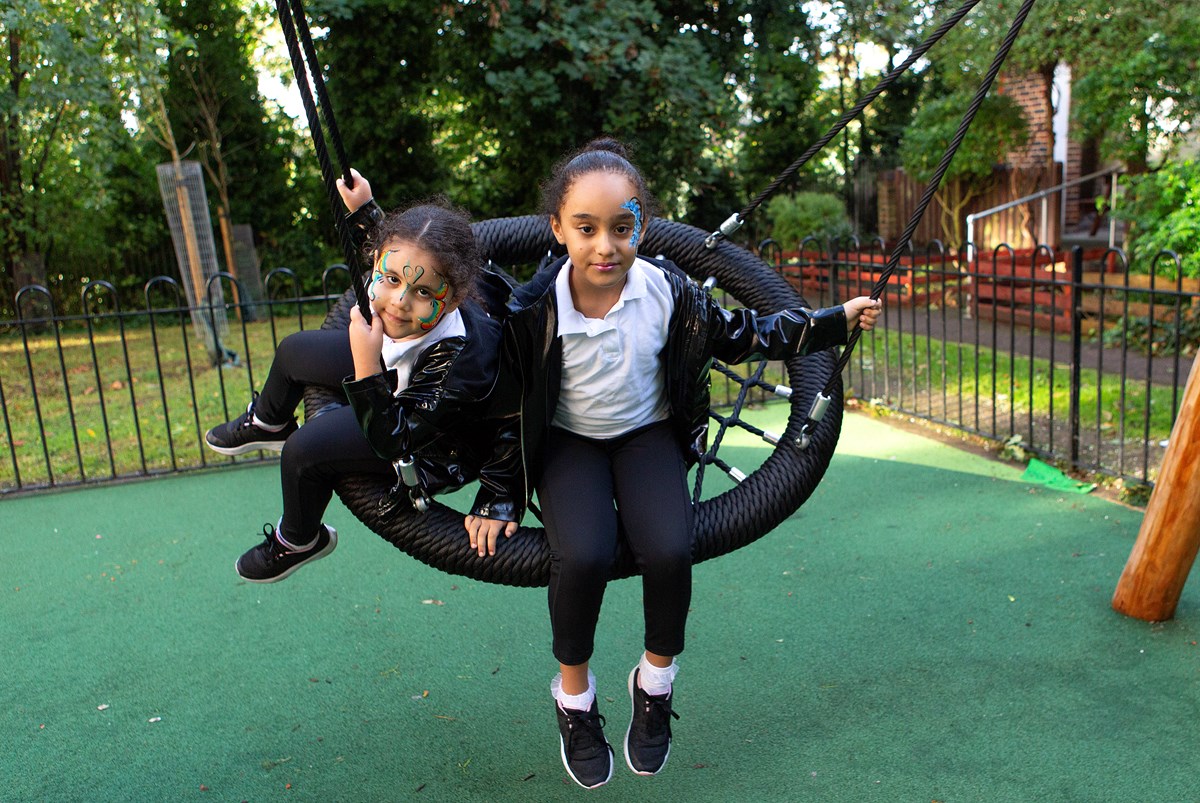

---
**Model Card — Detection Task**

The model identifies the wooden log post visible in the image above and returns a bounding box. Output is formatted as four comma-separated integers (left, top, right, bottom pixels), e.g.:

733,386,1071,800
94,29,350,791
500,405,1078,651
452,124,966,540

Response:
1112,350,1200,621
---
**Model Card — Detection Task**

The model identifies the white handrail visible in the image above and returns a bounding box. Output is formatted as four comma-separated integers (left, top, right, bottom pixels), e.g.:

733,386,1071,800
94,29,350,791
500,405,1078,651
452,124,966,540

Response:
965,165,1123,260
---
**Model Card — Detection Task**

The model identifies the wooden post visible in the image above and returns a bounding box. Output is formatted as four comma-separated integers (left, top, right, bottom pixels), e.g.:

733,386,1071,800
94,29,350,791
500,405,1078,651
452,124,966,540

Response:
1112,350,1200,621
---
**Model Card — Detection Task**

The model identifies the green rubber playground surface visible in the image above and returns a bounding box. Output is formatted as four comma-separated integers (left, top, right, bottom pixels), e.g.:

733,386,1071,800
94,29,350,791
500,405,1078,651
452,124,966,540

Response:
3,405,1197,802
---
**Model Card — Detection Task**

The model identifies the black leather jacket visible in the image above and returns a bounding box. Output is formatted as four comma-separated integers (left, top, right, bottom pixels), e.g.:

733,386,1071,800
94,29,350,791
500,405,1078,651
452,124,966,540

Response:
337,200,519,521
491,254,848,522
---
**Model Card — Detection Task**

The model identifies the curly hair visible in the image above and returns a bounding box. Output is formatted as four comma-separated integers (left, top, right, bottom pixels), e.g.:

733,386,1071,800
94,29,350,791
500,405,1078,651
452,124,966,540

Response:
364,198,483,305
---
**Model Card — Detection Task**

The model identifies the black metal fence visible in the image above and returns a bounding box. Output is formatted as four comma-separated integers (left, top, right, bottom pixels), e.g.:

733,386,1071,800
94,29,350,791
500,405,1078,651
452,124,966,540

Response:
761,238,1197,489
1,242,1195,496
0,267,354,494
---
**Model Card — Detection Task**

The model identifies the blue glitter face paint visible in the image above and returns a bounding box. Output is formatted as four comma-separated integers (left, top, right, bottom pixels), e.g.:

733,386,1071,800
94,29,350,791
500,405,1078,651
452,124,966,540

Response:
622,196,643,249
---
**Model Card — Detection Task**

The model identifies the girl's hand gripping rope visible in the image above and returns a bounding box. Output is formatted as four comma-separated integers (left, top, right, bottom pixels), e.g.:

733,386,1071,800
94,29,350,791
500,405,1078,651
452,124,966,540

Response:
336,167,374,215
842,296,882,332
795,296,882,451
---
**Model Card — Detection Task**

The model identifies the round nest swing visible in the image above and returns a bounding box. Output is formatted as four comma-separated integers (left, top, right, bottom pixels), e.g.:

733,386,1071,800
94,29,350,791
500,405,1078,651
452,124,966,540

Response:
277,0,1026,588
303,215,843,588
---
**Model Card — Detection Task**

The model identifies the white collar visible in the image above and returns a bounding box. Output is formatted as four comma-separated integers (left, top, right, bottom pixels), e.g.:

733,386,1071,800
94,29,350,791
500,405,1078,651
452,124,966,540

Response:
555,258,652,336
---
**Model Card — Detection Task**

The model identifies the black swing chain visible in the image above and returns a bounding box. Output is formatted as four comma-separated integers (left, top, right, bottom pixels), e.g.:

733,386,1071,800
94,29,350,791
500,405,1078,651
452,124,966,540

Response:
704,0,985,249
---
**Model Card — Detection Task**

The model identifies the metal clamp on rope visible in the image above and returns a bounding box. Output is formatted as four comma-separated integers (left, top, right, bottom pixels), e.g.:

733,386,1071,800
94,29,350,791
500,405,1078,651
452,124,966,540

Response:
704,213,743,249
395,455,430,513
794,391,832,450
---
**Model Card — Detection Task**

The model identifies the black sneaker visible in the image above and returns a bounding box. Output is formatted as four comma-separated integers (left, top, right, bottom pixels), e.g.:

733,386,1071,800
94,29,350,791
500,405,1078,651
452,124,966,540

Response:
624,667,680,776
205,394,297,456
235,523,337,583
555,699,614,789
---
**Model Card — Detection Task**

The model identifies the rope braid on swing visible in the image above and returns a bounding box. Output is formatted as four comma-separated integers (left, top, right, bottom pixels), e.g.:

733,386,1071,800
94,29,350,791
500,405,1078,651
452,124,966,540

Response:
275,0,370,322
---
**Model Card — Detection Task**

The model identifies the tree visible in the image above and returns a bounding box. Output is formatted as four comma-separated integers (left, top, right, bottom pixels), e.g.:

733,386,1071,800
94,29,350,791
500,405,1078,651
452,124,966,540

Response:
158,0,296,270
0,0,177,315
439,0,740,219
306,0,452,210
735,0,824,207
936,0,1200,172
899,89,1029,250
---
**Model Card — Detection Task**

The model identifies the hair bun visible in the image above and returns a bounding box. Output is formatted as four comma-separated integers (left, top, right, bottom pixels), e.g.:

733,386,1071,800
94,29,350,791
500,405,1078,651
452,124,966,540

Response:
584,137,629,160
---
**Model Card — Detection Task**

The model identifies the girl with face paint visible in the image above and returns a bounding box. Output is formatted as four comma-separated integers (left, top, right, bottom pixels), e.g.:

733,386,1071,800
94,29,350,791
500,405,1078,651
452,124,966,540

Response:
204,170,519,584
490,138,882,788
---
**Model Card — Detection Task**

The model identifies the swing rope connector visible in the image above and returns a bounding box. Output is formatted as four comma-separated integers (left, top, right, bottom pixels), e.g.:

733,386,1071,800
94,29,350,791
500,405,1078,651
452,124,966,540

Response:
704,213,743,249
794,391,832,450
389,454,429,513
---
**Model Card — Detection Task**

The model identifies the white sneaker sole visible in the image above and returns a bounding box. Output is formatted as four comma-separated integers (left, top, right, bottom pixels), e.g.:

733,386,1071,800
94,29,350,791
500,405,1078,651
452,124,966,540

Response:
235,525,338,583
559,734,613,790
205,435,289,457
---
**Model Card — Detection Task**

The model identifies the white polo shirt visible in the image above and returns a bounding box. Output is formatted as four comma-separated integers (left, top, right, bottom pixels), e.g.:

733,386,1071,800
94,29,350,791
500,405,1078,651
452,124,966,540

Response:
376,306,466,394
551,258,674,438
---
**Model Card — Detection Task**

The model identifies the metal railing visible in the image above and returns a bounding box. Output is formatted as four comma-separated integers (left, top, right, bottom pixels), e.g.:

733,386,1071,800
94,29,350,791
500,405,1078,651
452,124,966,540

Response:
0,269,350,494
966,166,1124,260
762,237,1196,488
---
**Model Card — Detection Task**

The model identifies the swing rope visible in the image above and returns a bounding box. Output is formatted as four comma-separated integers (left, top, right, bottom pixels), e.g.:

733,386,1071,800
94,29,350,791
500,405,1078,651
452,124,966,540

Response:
274,0,372,321
704,0,984,249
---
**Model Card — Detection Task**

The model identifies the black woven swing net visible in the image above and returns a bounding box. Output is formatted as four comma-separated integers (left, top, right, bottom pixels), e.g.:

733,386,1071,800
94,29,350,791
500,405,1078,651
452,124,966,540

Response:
304,215,842,588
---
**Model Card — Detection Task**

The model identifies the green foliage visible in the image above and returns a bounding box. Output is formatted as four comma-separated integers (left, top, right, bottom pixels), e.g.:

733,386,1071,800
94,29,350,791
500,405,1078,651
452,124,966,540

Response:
159,0,304,256
735,0,823,203
898,88,1029,248
899,91,1029,185
0,0,175,313
1118,161,1200,280
943,0,1200,170
443,0,738,218
308,0,450,209
764,192,851,248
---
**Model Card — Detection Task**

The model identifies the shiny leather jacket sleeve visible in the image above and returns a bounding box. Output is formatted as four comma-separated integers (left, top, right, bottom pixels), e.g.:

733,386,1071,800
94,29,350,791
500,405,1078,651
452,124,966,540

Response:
342,335,482,461
344,199,385,258
468,413,522,523
705,295,849,364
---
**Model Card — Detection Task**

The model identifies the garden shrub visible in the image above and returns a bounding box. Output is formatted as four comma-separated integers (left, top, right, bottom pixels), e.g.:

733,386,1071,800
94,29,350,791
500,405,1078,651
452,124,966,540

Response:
1119,160,1200,279
764,192,852,250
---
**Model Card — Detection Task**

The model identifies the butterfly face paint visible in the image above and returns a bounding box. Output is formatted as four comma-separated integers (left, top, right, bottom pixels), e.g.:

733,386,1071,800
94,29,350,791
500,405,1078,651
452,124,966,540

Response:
369,248,453,339
621,196,643,249
417,275,450,330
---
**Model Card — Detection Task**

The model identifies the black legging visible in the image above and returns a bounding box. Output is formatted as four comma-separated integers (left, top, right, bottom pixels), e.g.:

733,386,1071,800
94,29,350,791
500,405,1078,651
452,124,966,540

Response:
254,329,394,547
538,422,693,666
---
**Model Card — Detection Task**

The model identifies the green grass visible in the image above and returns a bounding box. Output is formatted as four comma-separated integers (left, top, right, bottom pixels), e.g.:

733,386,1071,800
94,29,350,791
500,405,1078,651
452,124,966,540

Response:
847,328,1179,444
0,310,321,490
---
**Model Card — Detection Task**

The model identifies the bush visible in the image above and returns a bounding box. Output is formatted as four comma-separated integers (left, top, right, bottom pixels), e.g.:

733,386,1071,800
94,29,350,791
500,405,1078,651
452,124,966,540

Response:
764,192,852,249
1119,160,1200,279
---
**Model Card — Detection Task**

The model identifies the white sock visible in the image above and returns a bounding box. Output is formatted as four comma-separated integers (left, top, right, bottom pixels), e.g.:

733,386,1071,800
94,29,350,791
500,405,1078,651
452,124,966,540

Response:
551,670,596,711
274,518,317,551
251,413,288,432
637,654,678,697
